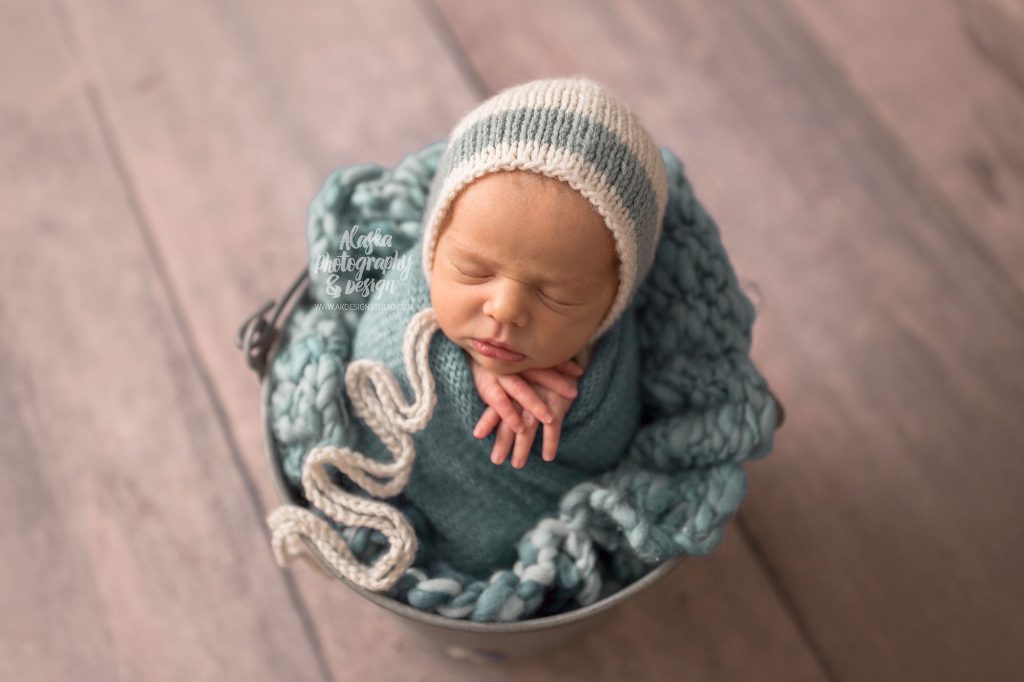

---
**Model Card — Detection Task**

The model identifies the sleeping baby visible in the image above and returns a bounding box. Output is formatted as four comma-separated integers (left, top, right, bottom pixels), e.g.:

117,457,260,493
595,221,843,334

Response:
432,168,618,470
276,77,671,582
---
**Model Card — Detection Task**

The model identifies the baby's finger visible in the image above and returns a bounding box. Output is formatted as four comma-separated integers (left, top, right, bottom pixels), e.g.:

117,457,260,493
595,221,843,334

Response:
473,407,500,439
511,412,540,469
554,359,585,378
521,367,579,400
498,374,556,426
541,418,563,462
479,383,527,434
490,419,516,465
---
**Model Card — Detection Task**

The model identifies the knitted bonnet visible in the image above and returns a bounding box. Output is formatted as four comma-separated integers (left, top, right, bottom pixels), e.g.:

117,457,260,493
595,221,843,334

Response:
420,77,670,343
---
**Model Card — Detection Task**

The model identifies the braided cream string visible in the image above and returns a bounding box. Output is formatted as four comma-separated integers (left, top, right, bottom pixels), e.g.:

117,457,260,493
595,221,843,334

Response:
266,308,439,592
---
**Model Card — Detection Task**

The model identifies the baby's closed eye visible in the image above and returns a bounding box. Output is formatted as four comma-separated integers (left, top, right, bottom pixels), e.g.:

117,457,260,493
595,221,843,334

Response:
454,264,583,307
452,263,490,280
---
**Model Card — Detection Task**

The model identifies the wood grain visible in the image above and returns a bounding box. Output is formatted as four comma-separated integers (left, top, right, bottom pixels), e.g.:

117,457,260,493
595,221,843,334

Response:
431,0,1024,679
786,0,1024,298
31,0,831,678
0,2,329,680
8,0,1021,677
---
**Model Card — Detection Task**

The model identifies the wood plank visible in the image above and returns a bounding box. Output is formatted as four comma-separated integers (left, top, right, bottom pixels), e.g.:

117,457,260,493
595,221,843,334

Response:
0,2,328,681
431,0,1024,678
55,0,830,677
785,0,1024,297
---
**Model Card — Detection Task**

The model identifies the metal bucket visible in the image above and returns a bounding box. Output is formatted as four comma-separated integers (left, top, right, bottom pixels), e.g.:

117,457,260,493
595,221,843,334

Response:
235,270,785,663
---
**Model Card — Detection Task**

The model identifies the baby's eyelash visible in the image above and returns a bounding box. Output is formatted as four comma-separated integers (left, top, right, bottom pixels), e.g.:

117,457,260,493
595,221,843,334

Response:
453,263,579,305
455,265,490,279
538,290,577,306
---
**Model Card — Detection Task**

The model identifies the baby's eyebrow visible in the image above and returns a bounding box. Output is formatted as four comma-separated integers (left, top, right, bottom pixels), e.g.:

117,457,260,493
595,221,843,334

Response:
450,242,597,286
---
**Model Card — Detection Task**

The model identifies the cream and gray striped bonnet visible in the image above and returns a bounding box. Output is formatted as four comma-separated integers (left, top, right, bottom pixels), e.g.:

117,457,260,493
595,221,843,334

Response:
420,77,670,342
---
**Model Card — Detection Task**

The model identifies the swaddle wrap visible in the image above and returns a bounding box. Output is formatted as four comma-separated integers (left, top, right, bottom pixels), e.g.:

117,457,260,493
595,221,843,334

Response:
265,139,781,622
342,238,642,576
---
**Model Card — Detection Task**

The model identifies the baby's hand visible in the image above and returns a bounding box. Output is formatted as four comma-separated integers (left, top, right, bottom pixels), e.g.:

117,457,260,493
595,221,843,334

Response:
469,359,584,468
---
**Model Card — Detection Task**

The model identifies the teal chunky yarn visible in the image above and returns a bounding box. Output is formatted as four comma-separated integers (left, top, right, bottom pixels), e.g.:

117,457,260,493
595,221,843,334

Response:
266,140,780,621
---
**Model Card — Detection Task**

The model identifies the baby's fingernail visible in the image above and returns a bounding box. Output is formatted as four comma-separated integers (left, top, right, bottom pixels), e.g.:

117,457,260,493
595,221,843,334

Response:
543,450,554,461
543,412,554,424
491,451,501,464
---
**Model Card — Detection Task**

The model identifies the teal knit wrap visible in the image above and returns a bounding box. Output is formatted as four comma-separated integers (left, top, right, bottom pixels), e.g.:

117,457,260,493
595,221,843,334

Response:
269,141,780,621
342,238,642,576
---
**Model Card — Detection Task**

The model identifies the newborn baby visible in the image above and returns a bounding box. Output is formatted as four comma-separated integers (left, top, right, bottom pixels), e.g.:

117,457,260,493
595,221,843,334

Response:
269,77,779,606
301,76,669,578
430,168,621,470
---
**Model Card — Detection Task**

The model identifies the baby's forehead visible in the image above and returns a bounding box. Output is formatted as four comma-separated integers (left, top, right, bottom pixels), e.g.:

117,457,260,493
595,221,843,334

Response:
464,170,601,221
439,169,619,277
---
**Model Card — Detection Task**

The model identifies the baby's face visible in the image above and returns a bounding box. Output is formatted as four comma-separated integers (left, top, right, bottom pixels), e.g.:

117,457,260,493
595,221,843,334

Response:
430,170,619,374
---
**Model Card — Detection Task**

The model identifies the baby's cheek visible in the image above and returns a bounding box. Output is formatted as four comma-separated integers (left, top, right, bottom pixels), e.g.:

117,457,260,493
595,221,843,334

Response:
429,283,454,333
431,281,471,334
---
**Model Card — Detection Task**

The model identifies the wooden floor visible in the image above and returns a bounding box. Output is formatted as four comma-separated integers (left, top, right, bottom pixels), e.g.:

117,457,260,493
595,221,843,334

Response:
3,0,1022,679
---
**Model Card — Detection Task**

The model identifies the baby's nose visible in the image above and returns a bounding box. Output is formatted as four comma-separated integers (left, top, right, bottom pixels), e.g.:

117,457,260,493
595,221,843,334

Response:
483,280,530,327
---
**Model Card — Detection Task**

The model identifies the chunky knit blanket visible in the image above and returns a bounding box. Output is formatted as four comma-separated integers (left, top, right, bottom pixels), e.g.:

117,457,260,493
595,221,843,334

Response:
266,141,780,622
